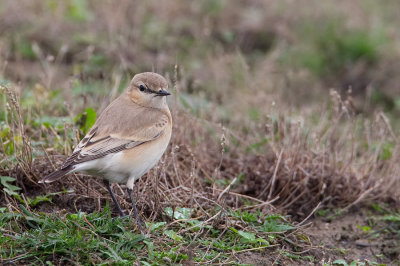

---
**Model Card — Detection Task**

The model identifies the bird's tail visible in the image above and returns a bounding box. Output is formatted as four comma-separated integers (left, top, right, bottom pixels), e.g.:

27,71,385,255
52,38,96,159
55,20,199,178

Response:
39,167,72,184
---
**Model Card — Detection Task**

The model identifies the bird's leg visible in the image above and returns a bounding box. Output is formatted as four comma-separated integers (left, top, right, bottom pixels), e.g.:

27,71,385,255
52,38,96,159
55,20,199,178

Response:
103,180,125,217
127,187,143,227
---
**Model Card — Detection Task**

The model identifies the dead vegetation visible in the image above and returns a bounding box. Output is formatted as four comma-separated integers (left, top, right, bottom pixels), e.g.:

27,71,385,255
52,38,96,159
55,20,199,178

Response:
1,0,400,263
1,81,399,221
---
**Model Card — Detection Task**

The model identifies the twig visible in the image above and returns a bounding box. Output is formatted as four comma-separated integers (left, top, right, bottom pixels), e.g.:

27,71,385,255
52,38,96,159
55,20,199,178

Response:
235,244,279,253
217,176,237,202
84,215,96,230
237,196,279,210
181,210,222,233
297,201,322,226
260,149,283,200
1,252,31,262
343,180,382,211
213,188,265,203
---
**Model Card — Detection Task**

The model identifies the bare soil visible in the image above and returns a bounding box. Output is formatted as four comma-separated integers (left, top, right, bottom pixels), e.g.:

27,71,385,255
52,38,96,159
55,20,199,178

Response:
231,211,400,265
307,211,400,264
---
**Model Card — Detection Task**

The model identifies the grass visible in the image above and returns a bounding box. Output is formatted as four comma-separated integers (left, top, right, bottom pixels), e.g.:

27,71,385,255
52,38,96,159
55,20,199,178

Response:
0,204,299,264
285,20,384,77
1,0,400,264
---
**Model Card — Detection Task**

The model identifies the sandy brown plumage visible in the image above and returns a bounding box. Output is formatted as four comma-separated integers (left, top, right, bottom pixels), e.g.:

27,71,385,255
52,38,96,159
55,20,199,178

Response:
40,72,172,223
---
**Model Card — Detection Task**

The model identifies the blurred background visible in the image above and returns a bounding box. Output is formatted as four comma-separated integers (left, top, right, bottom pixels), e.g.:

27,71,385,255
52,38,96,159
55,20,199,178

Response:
1,0,399,126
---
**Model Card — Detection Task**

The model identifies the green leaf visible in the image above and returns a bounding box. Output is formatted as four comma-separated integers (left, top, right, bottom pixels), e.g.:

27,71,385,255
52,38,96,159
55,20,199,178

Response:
164,207,192,220
164,207,173,217
237,230,256,242
231,210,259,224
68,212,86,220
20,204,45,224
256,237,269,245
333,259,348,266
29,195,52,207
1,176,17,187
1,176,22,197
3,183,21,191
356,224,371,233
3,188,19,196
149,222,166,231
350,261,364,266
229,227,239,234
283,252,302,259
75,107,97,134
173,207,192,220
379,214,400,222
164,230,183,242
262,220,294,232
84,107,97,133
371,203,386,213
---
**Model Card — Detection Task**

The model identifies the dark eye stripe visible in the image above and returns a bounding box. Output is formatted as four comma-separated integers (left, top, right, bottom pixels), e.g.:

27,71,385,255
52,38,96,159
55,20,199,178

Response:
139,84,155,94
139,84,161,95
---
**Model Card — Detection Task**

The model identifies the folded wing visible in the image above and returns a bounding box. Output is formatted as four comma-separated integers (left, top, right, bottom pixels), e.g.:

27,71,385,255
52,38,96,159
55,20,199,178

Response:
40,97,170,183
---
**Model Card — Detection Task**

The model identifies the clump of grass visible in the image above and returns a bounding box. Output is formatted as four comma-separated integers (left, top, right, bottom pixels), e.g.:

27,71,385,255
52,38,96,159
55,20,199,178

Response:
0,203,300,264
0,84,35,183
229,90,399,215
287,20,384,78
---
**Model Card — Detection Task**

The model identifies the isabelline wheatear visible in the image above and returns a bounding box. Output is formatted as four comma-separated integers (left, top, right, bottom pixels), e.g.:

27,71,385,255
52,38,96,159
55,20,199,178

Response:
40,72,172,225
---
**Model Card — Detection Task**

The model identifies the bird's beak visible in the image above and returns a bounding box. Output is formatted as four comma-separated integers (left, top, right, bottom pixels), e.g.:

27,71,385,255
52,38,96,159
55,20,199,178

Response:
155,89,171,96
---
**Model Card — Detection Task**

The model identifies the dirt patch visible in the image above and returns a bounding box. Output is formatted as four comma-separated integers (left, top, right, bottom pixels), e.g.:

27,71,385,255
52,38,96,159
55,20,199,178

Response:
306,210,400,264
231,211,400,265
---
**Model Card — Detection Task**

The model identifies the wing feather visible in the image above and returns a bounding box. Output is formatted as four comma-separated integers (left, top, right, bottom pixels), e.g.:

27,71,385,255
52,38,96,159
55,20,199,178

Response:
41,95,171,183
61,97,169,169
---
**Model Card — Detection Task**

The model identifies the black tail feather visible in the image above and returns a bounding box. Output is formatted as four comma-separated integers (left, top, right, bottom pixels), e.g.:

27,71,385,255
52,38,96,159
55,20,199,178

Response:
39,167,72,184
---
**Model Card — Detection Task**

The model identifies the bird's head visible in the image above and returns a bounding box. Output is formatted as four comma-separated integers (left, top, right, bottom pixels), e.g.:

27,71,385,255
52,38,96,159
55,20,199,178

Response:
127,72,170,109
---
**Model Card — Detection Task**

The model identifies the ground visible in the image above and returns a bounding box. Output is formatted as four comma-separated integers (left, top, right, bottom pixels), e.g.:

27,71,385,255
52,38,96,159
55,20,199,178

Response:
1,0,400,265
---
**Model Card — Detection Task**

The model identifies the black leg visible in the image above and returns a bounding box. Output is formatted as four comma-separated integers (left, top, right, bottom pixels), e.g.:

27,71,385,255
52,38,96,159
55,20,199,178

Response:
127,188,143,227
103,180,125,217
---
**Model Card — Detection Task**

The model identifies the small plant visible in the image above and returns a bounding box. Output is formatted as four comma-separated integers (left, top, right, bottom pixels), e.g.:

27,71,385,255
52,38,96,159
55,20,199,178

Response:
74,107,97,134
1,176,73,207
357,224,372,233
1,176,22,200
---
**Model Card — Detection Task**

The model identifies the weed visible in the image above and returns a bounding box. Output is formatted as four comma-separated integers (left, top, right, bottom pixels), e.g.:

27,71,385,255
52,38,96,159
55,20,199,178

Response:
74,107,96,134
285,20,384,78
1,204,300,264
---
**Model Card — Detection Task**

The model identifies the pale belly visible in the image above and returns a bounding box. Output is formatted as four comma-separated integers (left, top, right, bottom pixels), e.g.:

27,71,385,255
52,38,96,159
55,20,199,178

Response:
71,132,171,186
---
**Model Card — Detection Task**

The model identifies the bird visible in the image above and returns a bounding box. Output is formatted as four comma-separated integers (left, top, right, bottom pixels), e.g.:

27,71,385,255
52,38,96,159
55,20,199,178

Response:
39,72,172,226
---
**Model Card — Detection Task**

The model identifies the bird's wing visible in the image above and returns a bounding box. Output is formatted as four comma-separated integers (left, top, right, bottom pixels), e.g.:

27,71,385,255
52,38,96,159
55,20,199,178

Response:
61,97,170,169
60,131,158,169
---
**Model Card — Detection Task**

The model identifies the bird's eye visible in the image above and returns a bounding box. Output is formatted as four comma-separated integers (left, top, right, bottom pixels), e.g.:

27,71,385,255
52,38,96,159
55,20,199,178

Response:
139,85,146,92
